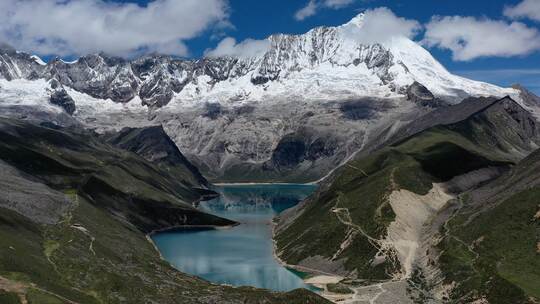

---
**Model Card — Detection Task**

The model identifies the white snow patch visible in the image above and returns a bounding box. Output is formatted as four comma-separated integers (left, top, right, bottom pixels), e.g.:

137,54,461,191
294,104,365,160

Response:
0,78,60,112
60,58,79,64
30,55,47,66
384,37,517,101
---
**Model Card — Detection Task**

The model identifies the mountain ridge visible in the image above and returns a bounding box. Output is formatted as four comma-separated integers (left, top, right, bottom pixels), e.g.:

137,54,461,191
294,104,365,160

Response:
102,125,211,188
0,14,531,183
0,13,515,110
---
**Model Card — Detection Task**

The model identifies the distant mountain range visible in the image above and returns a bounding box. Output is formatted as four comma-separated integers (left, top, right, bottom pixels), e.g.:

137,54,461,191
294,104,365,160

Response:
0,14,512,108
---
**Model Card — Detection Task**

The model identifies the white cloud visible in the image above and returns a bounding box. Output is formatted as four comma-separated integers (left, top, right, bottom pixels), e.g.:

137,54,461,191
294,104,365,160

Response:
295,1,318,21
324,0,355,9
504,0,540,22
205,37,270,58
294,0,356,21
0,0,229,57
341,7,421,44
208,7,417,58
423,16,540,61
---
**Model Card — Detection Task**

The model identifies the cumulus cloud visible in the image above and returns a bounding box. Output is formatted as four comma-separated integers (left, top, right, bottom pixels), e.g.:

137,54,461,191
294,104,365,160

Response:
205,37,270,58
324,0,355,9
295,1,319,21
504,0,540,22
341,7,421,44
295,0,356,21
0,0,229,57
423,16,540,61
207,7,418,58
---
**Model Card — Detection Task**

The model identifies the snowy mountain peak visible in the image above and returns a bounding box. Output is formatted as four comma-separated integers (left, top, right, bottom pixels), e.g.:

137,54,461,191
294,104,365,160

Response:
343,12,365,28
0,16,516,109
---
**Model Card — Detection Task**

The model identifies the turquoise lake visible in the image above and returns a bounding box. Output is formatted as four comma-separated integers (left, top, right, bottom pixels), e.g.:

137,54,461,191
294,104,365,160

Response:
151,184,317,291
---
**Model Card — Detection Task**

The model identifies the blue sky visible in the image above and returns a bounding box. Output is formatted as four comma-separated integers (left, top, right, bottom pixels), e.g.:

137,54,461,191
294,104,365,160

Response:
1,0,539,93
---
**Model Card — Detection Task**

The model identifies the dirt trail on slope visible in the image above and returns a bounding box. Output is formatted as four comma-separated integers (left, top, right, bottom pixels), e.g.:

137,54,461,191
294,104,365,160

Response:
338,183,453,303
318,168,504,303
330,168,455,280
327,280,412,304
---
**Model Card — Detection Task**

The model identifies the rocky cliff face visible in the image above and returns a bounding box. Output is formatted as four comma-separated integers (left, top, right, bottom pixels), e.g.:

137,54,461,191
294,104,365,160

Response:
103,125,210,188
406,81,444,107
48,83,76,115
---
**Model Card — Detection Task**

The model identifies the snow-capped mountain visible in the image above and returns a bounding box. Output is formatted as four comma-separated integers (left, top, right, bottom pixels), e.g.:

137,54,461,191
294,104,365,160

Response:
0,13,528,182
0,13,512,109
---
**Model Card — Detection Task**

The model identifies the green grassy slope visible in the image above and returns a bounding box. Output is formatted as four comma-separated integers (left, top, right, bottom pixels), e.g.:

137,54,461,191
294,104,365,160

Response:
438,149,540,303
0,196,330,304
0,118,232,232
275,97,539,285
276,131,509,280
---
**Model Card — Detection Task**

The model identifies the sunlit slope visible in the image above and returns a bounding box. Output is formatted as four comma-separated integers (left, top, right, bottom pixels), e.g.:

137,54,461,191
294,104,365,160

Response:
275,96,540,288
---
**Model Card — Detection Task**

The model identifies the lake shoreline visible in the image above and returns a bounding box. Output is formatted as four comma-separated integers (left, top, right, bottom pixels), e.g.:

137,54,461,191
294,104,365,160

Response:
270,220,349,300
270,222,341,278
150,183,321,292
145,223,239,283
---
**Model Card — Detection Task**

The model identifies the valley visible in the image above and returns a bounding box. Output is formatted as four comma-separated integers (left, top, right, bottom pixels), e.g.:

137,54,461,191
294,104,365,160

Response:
0,118,330,304
0,9,539,304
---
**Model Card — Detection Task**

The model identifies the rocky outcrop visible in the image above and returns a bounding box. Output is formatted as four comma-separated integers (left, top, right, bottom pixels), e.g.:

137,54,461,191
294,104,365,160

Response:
49,88,76,115
270,130,338,170
477,96,540,157
406,81,440,107
513,84,540,108
271,136,307,169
